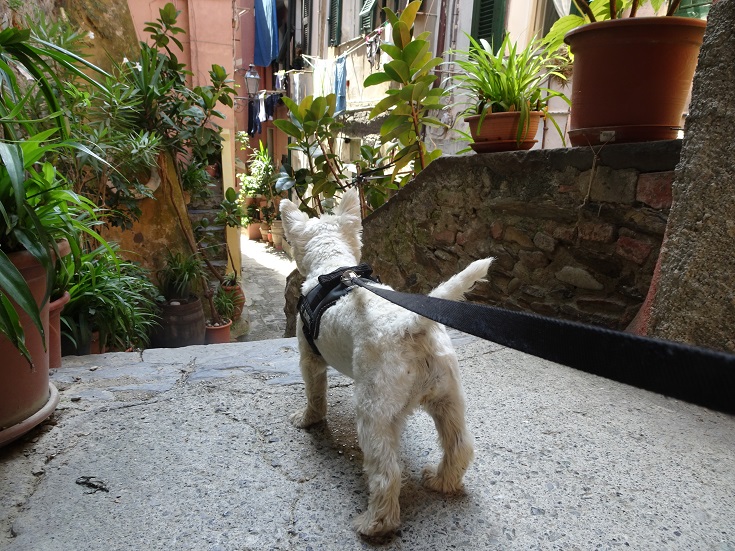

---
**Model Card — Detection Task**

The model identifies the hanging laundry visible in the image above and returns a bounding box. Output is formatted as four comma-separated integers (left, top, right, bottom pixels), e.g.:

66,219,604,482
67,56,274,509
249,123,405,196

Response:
275,71,286,90
254,0,279,67
258,91,267,126
313,58,333,98
334,56,347,112
265,93,282,120
366,34,381,70
292,72,305,105
248,99,259,136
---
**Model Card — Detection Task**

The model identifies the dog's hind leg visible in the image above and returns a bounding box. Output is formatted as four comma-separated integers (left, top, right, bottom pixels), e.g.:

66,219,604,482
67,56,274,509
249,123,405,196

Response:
421,364,474,494
290,341,329,428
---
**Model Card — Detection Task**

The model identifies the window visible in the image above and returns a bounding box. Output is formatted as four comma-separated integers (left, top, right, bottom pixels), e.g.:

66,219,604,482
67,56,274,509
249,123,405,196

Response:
302,0,312,54
534,0,581,38
359,0,377,35
471,0,507,51
328,0,342,46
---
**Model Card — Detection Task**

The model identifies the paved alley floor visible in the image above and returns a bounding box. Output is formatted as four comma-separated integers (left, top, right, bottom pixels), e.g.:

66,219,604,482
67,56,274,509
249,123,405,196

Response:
238,234,296,342
1,332,734,550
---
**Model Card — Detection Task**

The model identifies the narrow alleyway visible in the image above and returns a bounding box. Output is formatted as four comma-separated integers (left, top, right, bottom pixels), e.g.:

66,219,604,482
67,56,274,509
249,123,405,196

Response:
238,231,296,342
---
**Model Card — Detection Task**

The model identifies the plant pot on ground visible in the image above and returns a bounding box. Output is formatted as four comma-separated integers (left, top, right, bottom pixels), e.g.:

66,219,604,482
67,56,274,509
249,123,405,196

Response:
0,27,118,444
452,33,570,152
220,272,245,321
270,219,285,251
205,287,235,344
150,250,207,348
545,0,707,146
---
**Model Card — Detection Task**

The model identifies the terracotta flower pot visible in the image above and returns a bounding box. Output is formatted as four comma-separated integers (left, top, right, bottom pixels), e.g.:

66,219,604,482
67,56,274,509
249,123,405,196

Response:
205,319,232,344
247,223,261,240
221,284,245,320
564,17,706,146
0,248,59,447
465,111,542,153
48,291,71,369
271,220,285,251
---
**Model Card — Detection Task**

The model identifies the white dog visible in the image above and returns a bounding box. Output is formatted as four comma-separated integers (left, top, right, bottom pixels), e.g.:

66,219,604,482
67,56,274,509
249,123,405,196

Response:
279,188,492,536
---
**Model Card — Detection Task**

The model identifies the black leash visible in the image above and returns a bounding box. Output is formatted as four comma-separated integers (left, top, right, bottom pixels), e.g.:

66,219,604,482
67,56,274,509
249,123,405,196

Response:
342,272,735,415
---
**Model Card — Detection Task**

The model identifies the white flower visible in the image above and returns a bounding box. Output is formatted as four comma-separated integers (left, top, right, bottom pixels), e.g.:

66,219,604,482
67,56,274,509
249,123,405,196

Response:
87,31,95,40
123,57,129,64
133,62,142,71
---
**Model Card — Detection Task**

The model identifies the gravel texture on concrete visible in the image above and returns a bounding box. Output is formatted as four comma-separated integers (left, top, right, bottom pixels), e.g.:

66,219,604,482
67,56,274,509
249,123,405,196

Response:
1,333,734,550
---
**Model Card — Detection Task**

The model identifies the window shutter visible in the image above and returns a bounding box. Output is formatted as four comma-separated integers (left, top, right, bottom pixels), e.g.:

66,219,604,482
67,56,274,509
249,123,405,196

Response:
302,0,311,53
328,0,342,46
675,0,711,18
359,0,377,34
472,0,507,51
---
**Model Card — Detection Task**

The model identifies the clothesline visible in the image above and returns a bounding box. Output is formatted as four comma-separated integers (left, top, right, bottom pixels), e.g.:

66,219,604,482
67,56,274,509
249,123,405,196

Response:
300,22,387,70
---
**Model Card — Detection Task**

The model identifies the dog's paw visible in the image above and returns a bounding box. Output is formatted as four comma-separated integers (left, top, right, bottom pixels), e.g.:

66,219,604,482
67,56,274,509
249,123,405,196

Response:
421,465,464,494
290,408,323,429
353,510,400,537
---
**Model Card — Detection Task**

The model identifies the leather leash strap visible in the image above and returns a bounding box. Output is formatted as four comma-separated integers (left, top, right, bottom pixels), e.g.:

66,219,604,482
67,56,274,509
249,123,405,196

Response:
344,272,735,414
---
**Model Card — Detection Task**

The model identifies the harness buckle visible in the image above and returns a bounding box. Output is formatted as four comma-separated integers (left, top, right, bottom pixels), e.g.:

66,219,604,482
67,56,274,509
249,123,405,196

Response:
341,270,358,287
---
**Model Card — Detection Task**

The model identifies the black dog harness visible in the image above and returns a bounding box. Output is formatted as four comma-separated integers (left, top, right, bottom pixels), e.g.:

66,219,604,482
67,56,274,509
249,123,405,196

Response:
297,264,380,355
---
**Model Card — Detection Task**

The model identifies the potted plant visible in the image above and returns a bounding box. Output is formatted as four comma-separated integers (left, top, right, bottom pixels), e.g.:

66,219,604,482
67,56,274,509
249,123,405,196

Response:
451,33,571,153
150,250,207,348
220,271,245,321
205,287,235,344
0,27,112,445
61,246,160,355
543,0,707,146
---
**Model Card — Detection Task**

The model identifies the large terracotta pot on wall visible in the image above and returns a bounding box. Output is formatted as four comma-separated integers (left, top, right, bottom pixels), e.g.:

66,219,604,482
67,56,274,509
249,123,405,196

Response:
564,17,707,147
0,249,60,447
466,111,543,153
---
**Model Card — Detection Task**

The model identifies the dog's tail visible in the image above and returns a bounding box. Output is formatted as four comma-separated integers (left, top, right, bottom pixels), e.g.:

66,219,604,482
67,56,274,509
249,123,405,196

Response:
428,258,493,301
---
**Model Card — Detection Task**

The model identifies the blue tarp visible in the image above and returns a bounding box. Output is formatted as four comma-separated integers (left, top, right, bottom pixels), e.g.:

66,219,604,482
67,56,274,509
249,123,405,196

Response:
254,0,279,67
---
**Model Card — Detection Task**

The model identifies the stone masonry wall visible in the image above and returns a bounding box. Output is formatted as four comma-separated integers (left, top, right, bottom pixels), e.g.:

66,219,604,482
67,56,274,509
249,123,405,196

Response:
361,141,681,330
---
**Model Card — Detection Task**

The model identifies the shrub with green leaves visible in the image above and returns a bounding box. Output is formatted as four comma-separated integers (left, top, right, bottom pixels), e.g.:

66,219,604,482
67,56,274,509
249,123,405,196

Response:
273,94,349,216
363,0,448,185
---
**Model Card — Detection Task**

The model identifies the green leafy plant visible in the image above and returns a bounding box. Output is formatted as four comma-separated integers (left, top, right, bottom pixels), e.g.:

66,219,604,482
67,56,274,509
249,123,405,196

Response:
221,271,240,287
0,26,110,365
543,0,681,51
61,245,160,352
363,0,448,184
236,139,276,198
272,94,349,215
157,250,206,301
451,33,571,145
211,287,235,323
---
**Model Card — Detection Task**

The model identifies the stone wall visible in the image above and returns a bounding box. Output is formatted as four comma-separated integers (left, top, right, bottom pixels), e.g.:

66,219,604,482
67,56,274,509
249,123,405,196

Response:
361,141,681,330
646,0,735,352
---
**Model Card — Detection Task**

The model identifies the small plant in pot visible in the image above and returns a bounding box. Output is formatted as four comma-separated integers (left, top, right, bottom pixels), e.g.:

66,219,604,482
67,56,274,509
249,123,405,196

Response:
451,33,570,153
205,287,235,344
151,250,207,348
220,271,245,321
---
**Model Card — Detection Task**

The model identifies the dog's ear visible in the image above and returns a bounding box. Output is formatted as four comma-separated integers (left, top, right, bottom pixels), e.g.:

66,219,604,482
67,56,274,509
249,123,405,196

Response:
335,188,361,221
279,199,308,240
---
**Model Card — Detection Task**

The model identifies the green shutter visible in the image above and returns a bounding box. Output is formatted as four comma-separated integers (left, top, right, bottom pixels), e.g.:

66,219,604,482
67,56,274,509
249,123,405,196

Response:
329,0,342,46
303,0,311,53
359,0,377,34
675,0,711,18
472,0,507,51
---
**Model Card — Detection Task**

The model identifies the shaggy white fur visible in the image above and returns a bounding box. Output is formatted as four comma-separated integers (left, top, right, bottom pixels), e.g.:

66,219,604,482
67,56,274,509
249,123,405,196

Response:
280,189,493,537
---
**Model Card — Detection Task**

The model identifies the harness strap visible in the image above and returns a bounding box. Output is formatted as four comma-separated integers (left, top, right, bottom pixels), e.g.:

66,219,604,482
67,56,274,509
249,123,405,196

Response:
298,264,379,355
